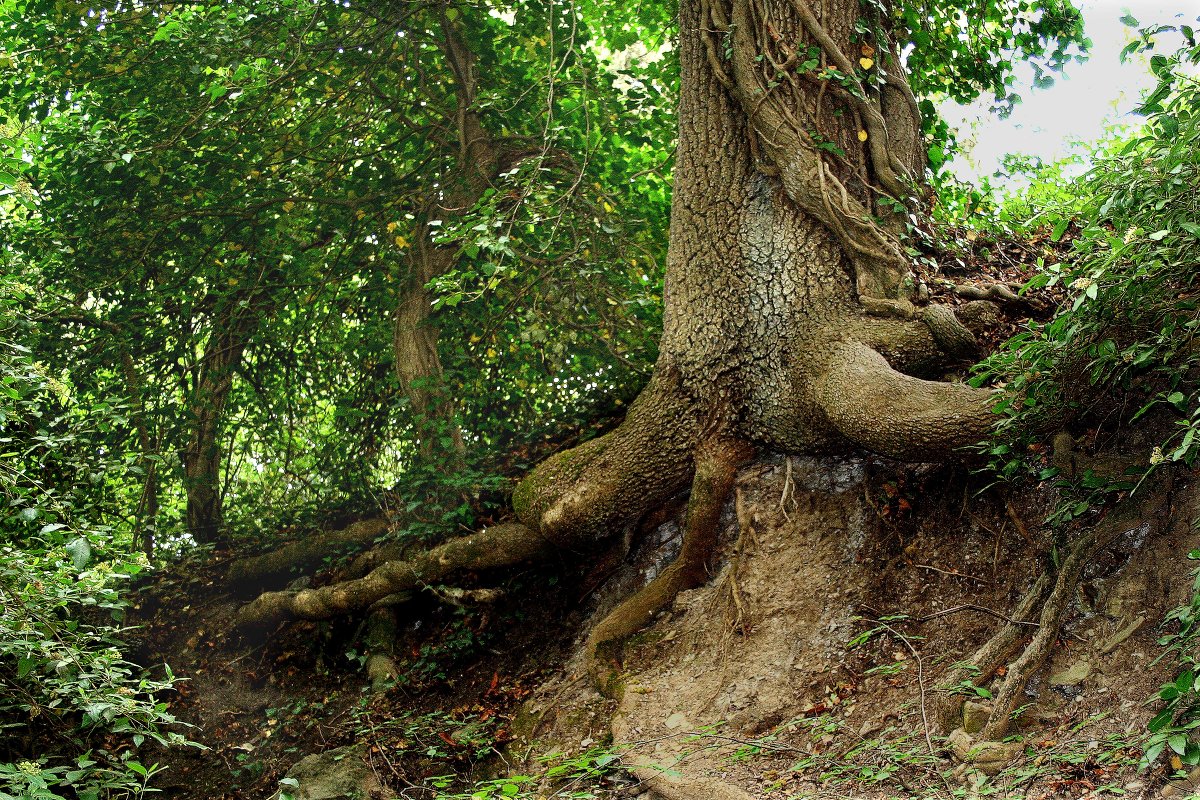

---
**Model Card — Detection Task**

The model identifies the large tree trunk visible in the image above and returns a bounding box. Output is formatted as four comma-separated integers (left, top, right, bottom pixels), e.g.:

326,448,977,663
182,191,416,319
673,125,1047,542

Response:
234,0,993,633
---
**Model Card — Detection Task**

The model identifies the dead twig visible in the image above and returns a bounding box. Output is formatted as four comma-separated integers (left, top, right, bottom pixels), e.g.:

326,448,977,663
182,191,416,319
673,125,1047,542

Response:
916,604,1040,628
912,563,991,585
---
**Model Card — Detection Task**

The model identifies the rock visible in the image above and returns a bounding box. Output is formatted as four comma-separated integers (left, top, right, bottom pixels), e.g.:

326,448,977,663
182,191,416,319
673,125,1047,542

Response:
664,712,689,730
1049,659,1092,687
1161,765,1200,798
1101,616,1146,655
276,745,396,800
962,701,992,735
857,719,882,739
948,728,975,761
947,728,1024,776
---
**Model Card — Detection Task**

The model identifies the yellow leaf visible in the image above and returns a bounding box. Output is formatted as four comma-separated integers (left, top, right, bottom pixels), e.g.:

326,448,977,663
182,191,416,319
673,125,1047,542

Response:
859,57,874,70
603,201,614,213
486,348,497,359
281,200,295,212
857,130,869,142
394,235,408,248
386,221,398,233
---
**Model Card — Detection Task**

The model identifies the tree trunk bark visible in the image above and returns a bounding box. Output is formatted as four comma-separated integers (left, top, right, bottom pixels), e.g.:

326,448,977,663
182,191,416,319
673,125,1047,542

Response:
391,12,511,462
184,308,262,542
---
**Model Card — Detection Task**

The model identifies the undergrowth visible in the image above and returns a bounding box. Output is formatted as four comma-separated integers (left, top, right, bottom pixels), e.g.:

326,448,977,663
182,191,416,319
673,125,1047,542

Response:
972,19,1200,515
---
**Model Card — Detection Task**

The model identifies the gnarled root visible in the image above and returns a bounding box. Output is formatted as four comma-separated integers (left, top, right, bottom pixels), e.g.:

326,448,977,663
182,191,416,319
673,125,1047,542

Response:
939,481,1172,742
817,340,994,461
233,522,544,637
586,433,754,694
226,517,390,594
950,281,1042,311
232,367,701,639
930,571,1051,733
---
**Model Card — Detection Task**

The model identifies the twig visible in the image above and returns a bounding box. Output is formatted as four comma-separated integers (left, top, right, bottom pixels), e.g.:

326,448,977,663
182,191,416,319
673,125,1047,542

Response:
916,604,1040,628
874,619,934,755
1005,498,1035,545
912,563,991,584
778,456,794,521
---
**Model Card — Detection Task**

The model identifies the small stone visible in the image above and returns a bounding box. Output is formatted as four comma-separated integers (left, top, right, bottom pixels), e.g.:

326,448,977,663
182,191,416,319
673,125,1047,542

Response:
1050,659,1092,686
970,740,1025,775
1101,616,1146,655
962,701,992,734
858,719,881,739
948,728,975,761
948,728,1023,775
278,745,395,800
664,712,689,730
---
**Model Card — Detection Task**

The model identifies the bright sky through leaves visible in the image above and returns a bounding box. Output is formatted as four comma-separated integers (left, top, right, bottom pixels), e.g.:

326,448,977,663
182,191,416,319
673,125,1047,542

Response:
943,1,1197,185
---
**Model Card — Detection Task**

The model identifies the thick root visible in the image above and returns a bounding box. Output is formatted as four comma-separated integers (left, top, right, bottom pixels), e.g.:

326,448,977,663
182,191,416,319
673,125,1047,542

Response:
817,340,994,460
586,433,754,693
226,517,390,593
232,367,703,640
513,366,699,547
364,607,399,691
233,523,544,636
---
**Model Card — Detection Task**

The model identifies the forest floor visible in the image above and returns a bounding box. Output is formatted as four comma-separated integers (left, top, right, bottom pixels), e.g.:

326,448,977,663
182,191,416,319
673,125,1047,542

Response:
126,450,1198,800
126,547,590,799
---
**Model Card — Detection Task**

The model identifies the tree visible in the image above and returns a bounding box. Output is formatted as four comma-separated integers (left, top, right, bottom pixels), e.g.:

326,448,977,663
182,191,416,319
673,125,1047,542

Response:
234,0,1086,682
2,0,672,546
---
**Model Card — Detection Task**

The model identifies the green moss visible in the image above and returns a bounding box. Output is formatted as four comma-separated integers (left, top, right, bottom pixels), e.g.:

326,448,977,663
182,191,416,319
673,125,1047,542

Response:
512,437,608,523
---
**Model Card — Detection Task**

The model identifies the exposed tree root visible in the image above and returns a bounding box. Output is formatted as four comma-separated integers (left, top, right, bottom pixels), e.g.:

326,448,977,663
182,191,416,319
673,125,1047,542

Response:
950,281,1043,312
364,607,399,691
586,432,754,694
231,368,702,640
817,340,994,460
226,517,389,594
232,522,546,636
930,571,1051,733
938,479,1172,741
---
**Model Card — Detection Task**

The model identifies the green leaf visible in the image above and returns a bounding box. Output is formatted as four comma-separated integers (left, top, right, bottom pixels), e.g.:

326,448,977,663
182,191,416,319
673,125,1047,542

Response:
1051,217,1071,241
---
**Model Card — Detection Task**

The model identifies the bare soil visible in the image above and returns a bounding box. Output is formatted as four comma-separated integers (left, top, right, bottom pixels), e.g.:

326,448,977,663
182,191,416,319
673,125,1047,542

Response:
518,455,1198,799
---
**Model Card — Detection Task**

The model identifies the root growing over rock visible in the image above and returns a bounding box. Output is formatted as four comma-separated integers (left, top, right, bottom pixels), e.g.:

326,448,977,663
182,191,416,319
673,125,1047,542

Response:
586,431,754,692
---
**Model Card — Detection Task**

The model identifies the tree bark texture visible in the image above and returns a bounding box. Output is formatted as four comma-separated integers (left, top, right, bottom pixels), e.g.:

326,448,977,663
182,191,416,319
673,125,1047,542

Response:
184,298,269,542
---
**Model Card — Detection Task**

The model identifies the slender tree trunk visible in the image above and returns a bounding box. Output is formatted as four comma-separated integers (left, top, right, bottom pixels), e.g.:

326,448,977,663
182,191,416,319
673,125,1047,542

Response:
392,13,506,462
183,309,262,543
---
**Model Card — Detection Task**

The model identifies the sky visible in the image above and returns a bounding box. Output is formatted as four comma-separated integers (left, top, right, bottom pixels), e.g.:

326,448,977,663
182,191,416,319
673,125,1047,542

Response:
941,1,1200,185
